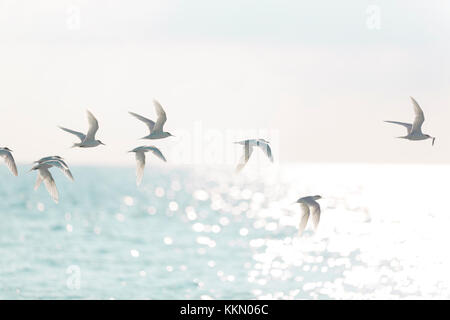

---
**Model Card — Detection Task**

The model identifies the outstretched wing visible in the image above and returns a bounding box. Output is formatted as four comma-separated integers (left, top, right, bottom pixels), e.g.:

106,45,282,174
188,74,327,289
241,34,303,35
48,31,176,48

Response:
129,111,155,134
235,143,253,173
85,110,99,141
298,203,310,236
34,174,43,190
147,146,167,162
257,141,274,162
43,160,74,181
0,149,18,176
152,100,167,133
384,121,412,134
59,126,86,142
310,202,321,231
36,156,63,164
55,158,70,169
40,168,59,203
135,152,146,186
410,96,425,134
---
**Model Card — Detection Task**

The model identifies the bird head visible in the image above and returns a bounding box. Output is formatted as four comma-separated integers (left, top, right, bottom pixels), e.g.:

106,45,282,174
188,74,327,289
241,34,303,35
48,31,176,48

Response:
3,147,12,152
168,132,175,137
97,140,106,145
313,195,322,200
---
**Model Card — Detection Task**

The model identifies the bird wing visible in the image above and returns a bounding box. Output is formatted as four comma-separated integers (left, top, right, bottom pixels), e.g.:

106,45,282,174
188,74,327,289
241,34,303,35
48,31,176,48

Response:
135,152,146,186
43,160,74,181
34,174,43,190
147,146,167,162
257,141,274,162
410,96,425,134
384,121,412,134
40,168,59,203
129,111,155,134
54,158,69,169
59,126,86,142
0,149,18,176
85,110,99,141
152,100,167,133
37,156,60,164
310,202,321,231
235,143,254,173
298,203,310,236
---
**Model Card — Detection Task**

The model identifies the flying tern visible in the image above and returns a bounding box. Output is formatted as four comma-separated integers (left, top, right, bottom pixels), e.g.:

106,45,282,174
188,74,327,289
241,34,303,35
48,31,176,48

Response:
129,100,174,140
128,146,167,186
0,147,18,176
385,97,435,145
59,110,105,148
30,157,74,203
234,139,273,172
295,195,322,236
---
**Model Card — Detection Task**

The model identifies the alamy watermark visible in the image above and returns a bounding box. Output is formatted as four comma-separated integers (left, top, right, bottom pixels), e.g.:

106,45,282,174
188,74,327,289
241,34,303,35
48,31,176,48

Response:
66,5,81,31
164,121,280,171
366,5,381,30
66,265,81,290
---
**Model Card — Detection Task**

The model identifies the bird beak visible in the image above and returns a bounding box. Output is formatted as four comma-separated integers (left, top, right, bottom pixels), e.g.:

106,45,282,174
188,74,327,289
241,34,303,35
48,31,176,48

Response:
101,142,106,145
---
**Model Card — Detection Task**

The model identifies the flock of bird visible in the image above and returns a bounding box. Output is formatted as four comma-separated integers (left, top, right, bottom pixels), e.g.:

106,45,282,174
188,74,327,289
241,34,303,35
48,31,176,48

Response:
0,96,435,235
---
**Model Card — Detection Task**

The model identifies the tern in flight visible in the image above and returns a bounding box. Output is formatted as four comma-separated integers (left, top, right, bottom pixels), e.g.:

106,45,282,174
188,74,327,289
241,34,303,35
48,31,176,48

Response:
30,157,74,203
129,100,174,140
128,146,167,186
295,195,322,236
33,156,74,181
234,139,273,173
59,110,105,148
384,97,435,146
0,147,18,176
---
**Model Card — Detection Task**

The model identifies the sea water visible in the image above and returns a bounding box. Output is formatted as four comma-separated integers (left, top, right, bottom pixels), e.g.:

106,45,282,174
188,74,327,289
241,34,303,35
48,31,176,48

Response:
0,163,449,299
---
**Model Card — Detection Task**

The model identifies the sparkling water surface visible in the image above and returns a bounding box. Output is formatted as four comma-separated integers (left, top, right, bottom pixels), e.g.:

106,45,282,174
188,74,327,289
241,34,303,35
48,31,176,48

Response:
0,163,449,299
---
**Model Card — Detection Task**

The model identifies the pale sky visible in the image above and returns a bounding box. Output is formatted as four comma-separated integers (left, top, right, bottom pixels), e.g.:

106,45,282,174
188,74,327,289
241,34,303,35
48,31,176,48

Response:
0,0,449,166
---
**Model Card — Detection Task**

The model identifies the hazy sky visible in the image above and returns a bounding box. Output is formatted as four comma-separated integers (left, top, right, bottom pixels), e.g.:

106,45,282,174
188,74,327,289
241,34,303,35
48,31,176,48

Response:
0,0,449,165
